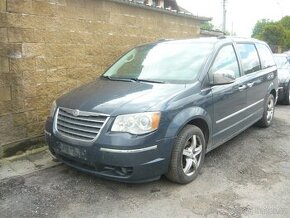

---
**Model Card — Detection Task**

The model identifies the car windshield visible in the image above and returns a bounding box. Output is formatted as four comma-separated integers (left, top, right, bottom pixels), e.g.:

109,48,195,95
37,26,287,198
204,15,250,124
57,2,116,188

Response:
274,56,289,69
103,42,214,83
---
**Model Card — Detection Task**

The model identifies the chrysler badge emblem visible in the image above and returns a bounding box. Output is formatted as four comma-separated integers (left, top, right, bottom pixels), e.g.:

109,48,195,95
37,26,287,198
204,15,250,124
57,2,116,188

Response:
72,109,80,116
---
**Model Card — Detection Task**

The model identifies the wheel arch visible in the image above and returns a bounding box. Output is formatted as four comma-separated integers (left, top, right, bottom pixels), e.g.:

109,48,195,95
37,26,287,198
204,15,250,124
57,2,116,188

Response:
165,107,212,148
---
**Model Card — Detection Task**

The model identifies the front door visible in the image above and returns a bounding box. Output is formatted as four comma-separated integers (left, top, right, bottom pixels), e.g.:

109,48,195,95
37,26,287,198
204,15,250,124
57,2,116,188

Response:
210,44,247,146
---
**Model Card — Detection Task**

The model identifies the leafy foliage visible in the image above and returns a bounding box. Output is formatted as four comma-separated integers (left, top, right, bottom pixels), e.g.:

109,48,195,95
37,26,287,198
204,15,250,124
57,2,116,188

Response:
200,21,215,31
252,16,290,51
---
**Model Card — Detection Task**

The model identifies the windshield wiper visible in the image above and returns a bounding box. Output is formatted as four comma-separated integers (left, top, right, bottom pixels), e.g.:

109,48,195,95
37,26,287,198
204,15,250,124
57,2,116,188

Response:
103,76,165,83
102,75,132,82
129,78,165,84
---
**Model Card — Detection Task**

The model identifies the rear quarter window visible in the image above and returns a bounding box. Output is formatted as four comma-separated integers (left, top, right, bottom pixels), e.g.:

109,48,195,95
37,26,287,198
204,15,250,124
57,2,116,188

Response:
236,43,261,75
256,43,275,69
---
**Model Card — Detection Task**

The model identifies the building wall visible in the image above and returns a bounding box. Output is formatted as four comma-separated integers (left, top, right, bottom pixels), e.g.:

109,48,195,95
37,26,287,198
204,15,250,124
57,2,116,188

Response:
0,0,201,157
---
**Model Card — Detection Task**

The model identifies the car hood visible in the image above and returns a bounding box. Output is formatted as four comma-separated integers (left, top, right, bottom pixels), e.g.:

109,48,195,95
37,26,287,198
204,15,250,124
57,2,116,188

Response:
57,78,188,116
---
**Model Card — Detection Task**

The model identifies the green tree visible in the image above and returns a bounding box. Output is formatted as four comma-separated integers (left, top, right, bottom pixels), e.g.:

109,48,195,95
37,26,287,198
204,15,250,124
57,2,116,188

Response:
280,16,290,30
252,17,290,51
200,21,214,31
262,23,286,46
251,19,272,38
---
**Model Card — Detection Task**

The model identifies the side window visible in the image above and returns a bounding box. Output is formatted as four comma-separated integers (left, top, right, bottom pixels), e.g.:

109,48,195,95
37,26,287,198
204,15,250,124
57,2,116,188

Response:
256,43,275,69
209,44,240,82
236,43,261,74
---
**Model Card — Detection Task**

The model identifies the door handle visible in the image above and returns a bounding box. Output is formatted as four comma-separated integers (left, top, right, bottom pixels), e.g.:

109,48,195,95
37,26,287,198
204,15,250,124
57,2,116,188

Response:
247,82,254,87
238,85,247,91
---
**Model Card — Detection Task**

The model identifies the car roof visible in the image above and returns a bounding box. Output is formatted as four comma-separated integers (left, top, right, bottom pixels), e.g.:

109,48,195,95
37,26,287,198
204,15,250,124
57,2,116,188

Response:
150,36,267,47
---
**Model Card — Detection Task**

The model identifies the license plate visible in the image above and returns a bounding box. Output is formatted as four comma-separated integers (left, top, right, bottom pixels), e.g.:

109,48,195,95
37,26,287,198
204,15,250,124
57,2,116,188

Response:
59,143,87,160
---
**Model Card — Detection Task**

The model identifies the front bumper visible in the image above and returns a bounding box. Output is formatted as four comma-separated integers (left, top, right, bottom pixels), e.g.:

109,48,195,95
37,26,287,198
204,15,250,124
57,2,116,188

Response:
45,117,175,183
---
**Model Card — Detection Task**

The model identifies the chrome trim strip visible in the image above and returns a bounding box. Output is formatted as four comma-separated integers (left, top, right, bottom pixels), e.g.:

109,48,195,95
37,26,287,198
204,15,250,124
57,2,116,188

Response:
216,98,264,124
100,145,158,153
60,107,109,117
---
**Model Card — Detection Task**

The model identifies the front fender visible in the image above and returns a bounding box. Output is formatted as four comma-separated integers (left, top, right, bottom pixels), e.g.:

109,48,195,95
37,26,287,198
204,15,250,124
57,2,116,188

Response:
164,107,212,142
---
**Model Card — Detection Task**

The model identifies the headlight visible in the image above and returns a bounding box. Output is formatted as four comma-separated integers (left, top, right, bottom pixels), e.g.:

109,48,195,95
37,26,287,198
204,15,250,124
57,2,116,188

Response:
111,112,161,135
49,100,57,117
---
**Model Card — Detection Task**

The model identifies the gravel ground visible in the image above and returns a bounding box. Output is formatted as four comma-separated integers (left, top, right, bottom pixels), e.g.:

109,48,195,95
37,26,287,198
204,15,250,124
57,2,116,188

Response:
0,106,290,218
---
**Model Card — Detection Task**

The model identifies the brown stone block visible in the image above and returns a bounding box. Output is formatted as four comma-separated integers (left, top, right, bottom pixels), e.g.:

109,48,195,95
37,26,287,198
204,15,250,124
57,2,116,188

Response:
32,0,56,16
56,56,77,69
24,96,42,110
7,0,32,14
33,29,49,43
0,86,11,101
57,79,77,95
0,28,7,42
35,57,61,70
13,112,27,127
110,13,136,26
69,32,86,44
66,44,85,56
8,28,35,43
25,110,38,123
56,5,77,19
0,114,13,131
23,70,46,85
0,73,11,87
93,10,110,22
11,84,24,99
11,71,23,86
19,14,47,29
46,68,66,82
6,43,22,59
11,96,25,112
43,83,58,97
23,84,37,98
38,108,50,122
0,12,8,28
0,100,12,115
5,12,25,28
0,56,9,72
77,55,97,68
84,44,103,56
0,0,6,12
22,43,44,57
53,31,71,44
10,58,35,71
27,122,43,137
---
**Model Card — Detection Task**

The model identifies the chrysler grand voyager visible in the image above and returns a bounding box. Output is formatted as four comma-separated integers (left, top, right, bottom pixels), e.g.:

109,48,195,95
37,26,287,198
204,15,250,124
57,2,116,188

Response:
45,37,278,184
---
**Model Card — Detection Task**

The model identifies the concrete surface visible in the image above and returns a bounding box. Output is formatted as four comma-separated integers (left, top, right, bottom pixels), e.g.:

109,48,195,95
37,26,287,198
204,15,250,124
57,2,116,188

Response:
0,105,290,218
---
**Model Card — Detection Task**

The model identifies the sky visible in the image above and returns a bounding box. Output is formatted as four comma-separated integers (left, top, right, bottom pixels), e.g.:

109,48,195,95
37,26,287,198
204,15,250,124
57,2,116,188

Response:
177,0,290,37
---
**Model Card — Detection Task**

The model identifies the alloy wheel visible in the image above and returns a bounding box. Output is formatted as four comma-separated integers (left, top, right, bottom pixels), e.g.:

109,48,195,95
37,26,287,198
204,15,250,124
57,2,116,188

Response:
182,135,203,176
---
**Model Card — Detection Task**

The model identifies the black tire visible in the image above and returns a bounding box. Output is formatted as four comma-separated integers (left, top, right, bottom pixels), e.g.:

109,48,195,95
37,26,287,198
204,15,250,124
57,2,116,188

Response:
281,82,290,105
256,94,275,128
166,125,206,184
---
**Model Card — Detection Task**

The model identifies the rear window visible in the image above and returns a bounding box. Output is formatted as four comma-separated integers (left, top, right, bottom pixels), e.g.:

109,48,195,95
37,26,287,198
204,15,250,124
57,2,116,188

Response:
236,43,261,75
256,44,275,69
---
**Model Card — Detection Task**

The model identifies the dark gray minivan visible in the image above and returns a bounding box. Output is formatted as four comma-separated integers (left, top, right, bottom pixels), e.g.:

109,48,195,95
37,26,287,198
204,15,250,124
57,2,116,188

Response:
45,37,278,184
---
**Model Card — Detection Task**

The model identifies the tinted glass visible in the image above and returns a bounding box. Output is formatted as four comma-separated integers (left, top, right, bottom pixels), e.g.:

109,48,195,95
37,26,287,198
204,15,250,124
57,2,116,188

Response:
103,42,214,83
237,43,261,74
256,44,275,69
209,44,240,81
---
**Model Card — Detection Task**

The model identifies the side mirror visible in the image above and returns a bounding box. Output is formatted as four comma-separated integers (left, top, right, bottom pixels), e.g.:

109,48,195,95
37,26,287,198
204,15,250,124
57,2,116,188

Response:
211,69,236,85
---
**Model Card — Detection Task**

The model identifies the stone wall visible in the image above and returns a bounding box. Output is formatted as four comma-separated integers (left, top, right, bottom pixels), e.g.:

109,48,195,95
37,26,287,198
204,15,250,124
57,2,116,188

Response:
0,0,205,157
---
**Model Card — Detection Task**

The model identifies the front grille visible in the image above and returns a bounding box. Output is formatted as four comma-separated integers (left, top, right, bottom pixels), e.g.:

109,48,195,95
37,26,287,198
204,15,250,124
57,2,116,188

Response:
56,107,108,141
